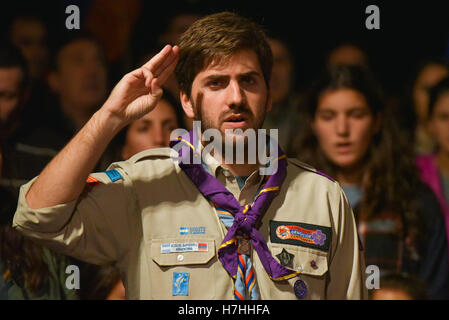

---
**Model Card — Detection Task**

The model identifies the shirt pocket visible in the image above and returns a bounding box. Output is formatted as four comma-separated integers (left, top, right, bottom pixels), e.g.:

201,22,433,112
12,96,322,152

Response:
148,238,217,299
269,243,329,299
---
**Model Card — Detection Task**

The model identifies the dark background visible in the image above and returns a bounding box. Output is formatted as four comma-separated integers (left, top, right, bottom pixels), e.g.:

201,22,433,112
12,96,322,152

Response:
2,0,449,97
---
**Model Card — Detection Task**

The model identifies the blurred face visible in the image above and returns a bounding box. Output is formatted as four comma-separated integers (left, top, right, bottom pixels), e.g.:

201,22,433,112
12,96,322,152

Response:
327,44,368,68
268,38,293,104
51,39,107,112
121,99,178,159
161,14,201,45
413,64,448,124
181,49,271,146
10,18,48,79
429,92,449,154
0,67,22,123
313,89,379,170
371,288,413,300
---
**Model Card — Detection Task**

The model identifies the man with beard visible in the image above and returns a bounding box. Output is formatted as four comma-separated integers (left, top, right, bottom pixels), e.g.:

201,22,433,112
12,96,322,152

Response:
13,12,366,300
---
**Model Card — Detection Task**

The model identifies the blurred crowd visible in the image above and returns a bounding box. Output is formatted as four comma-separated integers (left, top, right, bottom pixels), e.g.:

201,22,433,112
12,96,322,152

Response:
1,1,449,300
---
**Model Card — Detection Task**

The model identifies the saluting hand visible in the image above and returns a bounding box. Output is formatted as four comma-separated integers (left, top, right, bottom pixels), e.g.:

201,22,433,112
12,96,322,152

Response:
105,45,179,126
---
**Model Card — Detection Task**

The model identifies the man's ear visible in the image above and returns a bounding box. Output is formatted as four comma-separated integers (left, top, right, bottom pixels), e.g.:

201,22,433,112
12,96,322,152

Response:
48,71,60,93
180,90,195,119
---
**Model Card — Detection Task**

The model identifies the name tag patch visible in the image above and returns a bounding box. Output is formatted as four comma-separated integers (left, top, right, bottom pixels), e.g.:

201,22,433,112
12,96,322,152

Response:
270,220,331,252
173,272,189,296
161,242,208,253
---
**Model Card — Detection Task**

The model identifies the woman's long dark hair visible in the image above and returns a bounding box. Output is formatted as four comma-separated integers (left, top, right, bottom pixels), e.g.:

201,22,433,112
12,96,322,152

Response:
0,225,49,293
292,65,422,241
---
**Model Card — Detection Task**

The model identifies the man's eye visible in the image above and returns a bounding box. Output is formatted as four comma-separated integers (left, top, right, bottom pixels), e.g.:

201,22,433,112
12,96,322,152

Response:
208,79,223,88
241,76,255,85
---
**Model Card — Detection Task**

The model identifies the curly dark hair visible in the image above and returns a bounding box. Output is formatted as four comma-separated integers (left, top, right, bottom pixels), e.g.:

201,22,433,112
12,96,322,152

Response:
292,65,422,241
175,11,272,96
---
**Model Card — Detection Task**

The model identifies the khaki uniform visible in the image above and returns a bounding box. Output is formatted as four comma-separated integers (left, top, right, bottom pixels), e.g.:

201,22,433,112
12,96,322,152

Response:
13,147,367,299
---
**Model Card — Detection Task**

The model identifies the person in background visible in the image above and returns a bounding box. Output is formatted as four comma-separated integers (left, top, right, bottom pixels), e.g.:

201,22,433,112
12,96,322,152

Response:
370,273,427,300
9,14,49,81
0,46,29,143
292,65,449,299
1,33,108,197
140,10,203,131
86,0,142,84
0,46,40,198
109,93,180,162
262,35,302,156
402,59,449,154
46,32,108,141
0,222,79,300
416,76,449,251
0,46,78,300
326,43,370,69
8,13,52,128
78,263,125,300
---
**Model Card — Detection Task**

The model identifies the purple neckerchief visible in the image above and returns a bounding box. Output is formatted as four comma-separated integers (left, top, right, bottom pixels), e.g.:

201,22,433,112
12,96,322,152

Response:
170,130,300,281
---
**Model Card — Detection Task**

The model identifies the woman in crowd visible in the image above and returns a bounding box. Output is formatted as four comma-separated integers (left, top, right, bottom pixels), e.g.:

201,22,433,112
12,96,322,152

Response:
292,65,449,299
398,59,449,154
105,92,180,163
416,76,449,251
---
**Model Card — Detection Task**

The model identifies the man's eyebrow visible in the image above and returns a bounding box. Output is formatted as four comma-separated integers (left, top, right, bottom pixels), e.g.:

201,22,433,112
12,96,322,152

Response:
239,71,262,78
202,71,262,82
202,74,229,82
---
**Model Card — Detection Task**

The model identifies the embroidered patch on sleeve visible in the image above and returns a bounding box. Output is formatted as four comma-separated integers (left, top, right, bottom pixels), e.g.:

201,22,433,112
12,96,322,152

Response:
270,220,332,252
86,175,100,184
104,169,122,182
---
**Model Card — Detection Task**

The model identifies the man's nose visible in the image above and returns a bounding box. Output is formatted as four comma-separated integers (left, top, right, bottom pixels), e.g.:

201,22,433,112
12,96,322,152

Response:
226,80,245,108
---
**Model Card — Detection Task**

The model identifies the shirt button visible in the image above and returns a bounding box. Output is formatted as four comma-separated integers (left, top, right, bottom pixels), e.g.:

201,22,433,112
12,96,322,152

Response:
296,266,303,272
310,260,318,269
177,254,184,262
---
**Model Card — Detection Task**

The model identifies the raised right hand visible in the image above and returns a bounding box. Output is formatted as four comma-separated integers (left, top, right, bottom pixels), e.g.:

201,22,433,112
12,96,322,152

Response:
104,45,179,126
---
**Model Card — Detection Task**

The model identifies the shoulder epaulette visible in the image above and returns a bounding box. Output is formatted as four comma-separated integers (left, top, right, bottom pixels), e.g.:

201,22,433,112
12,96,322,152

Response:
287,158,336,182
128,147,178,164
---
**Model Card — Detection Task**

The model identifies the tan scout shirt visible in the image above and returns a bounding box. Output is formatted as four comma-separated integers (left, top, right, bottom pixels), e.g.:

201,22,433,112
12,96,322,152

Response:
13,147,367,300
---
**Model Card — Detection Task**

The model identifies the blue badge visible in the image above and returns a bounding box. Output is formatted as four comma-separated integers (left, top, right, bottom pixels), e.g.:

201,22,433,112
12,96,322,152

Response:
104,169,122,182
180,227,189,235
173,272,189,296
